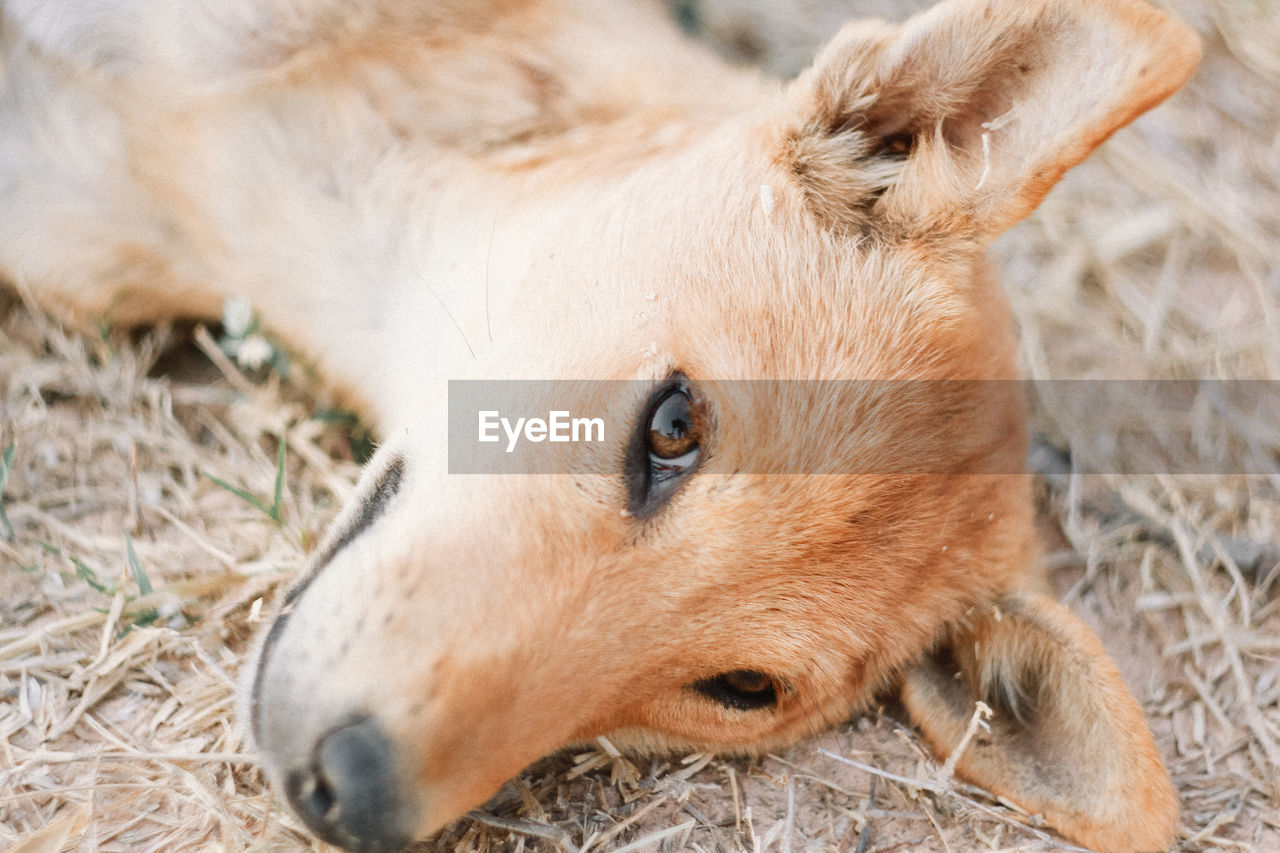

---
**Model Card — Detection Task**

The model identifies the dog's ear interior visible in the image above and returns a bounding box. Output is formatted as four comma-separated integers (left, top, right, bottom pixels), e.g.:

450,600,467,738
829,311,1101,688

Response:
777,0,1200,238
900,592,1178,853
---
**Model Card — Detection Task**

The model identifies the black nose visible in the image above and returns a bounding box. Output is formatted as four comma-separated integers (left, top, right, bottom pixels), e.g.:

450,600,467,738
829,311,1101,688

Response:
284,715,413,853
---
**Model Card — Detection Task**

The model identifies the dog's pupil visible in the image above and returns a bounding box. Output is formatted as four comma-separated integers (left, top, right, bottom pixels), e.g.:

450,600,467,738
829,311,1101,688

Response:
690,670,778,711
725,670,771,694
649,390,697,458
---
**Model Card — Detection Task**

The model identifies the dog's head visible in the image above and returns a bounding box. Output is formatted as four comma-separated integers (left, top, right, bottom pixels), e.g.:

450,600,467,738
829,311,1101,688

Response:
245,1,1198,851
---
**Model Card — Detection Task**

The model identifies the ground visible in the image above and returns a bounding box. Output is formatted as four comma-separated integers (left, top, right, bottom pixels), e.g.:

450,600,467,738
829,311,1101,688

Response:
2,0,1278,850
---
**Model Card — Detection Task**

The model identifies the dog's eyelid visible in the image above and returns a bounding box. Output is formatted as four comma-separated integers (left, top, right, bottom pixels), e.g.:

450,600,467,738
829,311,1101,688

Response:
648,447,698,480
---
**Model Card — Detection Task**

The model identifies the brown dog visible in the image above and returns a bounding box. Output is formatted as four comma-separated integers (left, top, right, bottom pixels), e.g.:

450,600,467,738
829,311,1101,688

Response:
0,0,1199,850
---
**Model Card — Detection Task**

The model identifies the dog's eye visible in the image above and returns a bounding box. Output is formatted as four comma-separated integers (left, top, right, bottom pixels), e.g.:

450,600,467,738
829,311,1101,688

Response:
626,380,704,516
648,387,699,463
691,670,778,711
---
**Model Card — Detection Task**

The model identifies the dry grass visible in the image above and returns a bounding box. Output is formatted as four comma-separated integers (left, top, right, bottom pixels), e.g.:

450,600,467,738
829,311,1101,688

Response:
2,0,1279,850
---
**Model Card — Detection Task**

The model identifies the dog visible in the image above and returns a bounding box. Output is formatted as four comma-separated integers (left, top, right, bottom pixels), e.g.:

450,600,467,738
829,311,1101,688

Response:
0,0,1199,850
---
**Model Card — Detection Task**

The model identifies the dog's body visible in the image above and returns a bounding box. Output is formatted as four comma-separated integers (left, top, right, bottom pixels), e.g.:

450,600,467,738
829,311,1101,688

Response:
0,1,1199,850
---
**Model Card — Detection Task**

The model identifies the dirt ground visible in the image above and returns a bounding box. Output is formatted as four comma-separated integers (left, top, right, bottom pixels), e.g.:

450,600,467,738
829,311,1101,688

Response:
3,0,1279,851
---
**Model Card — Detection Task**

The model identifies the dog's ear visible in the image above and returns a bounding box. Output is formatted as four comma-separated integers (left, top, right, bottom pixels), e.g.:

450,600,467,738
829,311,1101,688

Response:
900,593,1177,853
777,0,1199,238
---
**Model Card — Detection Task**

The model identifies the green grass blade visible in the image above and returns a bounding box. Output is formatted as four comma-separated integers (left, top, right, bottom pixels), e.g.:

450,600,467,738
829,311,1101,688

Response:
125,533,153,596
270,438,287,523
0,442,13,489
71,555,117,596
121,609,160,636
204,472,275,518
0,441,13,542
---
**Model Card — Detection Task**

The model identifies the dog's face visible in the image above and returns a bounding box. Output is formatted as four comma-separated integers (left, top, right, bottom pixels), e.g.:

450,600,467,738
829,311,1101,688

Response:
248,179,1036,842
244,1,1200,851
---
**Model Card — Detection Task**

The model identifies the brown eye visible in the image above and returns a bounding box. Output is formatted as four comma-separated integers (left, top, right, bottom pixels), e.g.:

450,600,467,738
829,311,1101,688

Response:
625,377,705,518
646,386,702,489
692,670,779,711
723,670,772,693
648,388,699,460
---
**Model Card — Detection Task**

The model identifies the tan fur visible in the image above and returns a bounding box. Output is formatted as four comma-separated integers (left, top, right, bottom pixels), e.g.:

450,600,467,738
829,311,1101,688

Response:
903,593,1180,852
0,0,1198,850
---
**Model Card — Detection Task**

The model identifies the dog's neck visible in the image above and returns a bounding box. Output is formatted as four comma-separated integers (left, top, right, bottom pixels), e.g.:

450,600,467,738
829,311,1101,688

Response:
107,0,768,428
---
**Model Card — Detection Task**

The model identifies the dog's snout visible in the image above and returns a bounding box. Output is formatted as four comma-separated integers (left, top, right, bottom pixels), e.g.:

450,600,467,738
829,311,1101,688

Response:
285,715,413,853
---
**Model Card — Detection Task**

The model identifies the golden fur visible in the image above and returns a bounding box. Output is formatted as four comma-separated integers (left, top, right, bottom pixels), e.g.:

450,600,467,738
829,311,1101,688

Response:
0,0,1198,850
